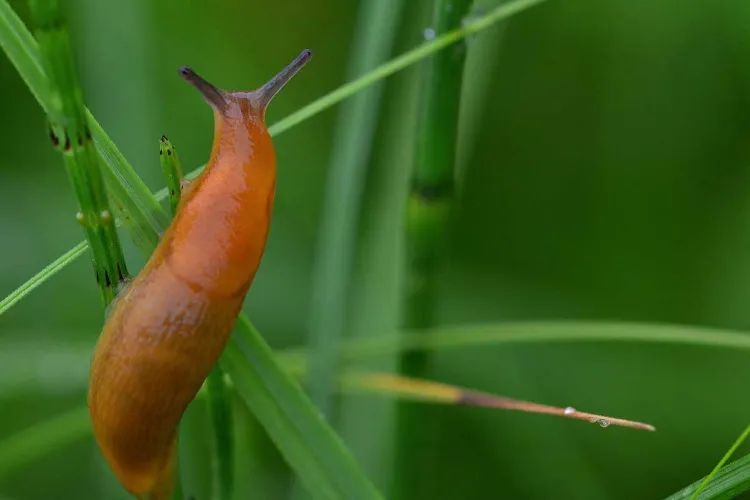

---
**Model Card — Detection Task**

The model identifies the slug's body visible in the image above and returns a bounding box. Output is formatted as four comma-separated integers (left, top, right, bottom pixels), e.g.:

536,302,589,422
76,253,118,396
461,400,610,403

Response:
88,50,311,499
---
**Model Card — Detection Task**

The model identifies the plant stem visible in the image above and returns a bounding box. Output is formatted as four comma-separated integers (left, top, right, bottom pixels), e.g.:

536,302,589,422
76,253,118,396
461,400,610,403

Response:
159,136,184,214
159,135,233,500
305,0,404,418
393,0,471,498
28,0,128,305
158,136,187,500
206,368,234,500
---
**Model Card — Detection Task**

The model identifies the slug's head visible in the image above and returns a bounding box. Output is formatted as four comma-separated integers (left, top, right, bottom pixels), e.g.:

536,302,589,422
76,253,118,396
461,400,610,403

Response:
179,49,311,121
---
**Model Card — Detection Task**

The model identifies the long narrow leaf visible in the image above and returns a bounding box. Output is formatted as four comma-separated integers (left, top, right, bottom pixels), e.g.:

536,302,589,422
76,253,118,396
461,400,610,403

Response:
665,454,750,500
224,317,382,499
684,423,750,500
278,320,750,371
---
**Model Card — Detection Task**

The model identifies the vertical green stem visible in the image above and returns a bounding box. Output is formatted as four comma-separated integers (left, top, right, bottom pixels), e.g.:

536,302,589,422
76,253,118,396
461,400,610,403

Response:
306,0,404,417
28,0,129,306
206,369,234,500
159,136,184,214
393,0,471,498
159,135,187,500
159,135,233,500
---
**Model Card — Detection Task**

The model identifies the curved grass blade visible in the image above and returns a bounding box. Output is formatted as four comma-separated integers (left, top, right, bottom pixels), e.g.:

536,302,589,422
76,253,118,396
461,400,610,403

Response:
685,423,750,500
222,316,383,500
0,0,551,317
666,453,750,500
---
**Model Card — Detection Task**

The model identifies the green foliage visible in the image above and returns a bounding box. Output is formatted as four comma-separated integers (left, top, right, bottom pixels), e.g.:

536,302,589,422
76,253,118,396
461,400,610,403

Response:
666,453,750,500
305,0,404,419
3,0,750,498
0,407,89,480
394,0,472,497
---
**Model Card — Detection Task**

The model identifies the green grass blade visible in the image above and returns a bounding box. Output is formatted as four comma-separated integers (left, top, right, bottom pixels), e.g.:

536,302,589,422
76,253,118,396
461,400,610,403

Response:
278,320,750,372
0,0,550,317
666,454,750,500
306,0,404,417
5,321,750,400
0,406,90,480
0,241,86,316
686,423,750,500
222,316,383,500
205,369,234,500
267,0,550,137
0,0,46,106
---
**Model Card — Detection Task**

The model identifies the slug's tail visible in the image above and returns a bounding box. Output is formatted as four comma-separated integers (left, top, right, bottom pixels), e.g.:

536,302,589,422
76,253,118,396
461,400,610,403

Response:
134,439,177,500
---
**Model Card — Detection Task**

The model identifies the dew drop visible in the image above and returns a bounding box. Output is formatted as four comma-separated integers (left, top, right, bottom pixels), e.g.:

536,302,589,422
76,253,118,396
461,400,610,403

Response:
563,406,575,415
596,418,610,428
100,209,111,223
423,27,436,41
75,211,85,224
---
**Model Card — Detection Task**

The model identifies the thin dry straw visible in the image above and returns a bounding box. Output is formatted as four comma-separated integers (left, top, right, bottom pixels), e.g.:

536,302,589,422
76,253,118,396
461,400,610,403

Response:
350,373,655,432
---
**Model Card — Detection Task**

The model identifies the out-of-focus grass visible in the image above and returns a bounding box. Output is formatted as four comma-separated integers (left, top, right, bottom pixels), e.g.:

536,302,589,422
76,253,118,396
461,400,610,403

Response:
3,0,750,499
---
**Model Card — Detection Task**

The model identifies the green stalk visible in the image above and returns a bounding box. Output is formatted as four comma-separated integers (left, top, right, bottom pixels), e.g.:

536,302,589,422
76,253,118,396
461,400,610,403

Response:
28,0,128,305
159,136,184,214
393,0,471,498
306,0,404,417
205,369,234,500
160,135,232,500
158,136,187,500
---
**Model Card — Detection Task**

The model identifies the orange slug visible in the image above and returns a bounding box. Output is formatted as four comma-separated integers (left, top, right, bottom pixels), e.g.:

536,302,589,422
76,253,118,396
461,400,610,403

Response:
88,49,312,499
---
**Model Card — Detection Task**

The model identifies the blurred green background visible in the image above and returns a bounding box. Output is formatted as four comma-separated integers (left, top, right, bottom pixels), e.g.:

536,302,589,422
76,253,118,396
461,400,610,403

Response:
3,0,750,498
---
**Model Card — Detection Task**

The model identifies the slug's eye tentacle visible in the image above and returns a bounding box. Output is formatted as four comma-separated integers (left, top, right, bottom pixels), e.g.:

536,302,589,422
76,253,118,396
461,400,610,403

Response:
179,49,312,120
251,48,312,113
179,66,228,112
